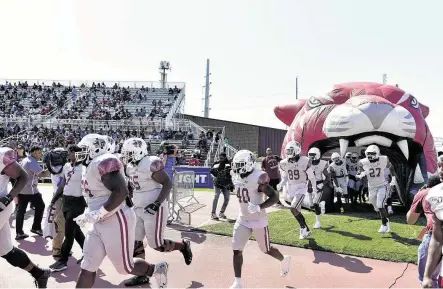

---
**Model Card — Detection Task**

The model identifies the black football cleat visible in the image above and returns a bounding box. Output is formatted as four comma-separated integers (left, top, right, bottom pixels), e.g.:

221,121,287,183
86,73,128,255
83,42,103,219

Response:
124,276,150,287
180,239,193,265
34,269,50,288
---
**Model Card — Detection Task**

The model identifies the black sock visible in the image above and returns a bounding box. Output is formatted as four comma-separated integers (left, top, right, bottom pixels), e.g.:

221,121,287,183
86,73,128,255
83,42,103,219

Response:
313,203,321,215
29,265,44,279
295,214,309,230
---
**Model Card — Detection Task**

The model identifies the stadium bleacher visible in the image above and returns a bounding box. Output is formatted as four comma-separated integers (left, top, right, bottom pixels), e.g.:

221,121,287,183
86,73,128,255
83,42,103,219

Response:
0,80,232,166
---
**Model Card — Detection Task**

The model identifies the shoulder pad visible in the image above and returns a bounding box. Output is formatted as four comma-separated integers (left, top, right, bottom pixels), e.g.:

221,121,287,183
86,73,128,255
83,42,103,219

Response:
257,171,270,185
0,148,17,169
97,156,123,177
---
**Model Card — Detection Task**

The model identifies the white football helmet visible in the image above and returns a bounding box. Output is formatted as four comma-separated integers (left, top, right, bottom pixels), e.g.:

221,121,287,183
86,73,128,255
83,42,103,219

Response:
351,152,359,163
308,147,321,161
331,152,341,164
121,138,148,164
106,136,116,154
232,150,256,176
76,134,108,162
285,141,301,158
365,145,380,161
345,152,352,160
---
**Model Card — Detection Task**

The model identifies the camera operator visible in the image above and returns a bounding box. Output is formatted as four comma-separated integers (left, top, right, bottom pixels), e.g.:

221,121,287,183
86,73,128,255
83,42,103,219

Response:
48,145,86,272
210,153,233,220
43,147,69,258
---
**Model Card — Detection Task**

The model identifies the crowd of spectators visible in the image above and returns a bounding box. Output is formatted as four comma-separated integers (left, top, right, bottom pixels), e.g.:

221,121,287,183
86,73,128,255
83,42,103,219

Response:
0,81,69,118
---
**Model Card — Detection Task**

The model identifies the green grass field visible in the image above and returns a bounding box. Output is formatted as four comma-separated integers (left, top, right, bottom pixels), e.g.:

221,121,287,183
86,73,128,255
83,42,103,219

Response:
201,209,425,263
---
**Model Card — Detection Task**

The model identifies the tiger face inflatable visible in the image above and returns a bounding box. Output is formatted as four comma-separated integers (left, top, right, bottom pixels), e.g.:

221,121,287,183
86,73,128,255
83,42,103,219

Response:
274,82,437,206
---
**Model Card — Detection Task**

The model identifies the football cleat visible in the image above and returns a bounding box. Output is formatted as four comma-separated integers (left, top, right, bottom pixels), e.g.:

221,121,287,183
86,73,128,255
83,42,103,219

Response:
153,262,168,288
313,221,321,229
280,255,291,277
378,222,390,233
229,280,243,288
299,228,312,240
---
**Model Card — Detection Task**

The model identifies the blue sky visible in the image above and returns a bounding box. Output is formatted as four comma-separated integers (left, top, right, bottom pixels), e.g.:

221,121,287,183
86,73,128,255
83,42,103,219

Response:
0,0,441,138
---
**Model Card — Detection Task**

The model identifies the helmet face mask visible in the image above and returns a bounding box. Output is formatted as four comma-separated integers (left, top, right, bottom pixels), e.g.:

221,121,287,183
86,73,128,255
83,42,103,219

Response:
121,138,148,165
285,141,301,159
350,153,359,163
75,134,108,163
365,145,380,161
308,147,321,161
232,150,255,177
331,152,341,165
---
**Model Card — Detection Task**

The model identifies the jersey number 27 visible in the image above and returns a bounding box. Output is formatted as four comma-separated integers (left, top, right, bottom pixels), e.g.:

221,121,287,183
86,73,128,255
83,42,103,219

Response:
369,168,381,178
237,187,250,203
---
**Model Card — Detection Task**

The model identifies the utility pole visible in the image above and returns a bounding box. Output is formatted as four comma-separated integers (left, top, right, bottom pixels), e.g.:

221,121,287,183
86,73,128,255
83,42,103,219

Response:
296,76,298,99
382,73,387,85
203,59,211,118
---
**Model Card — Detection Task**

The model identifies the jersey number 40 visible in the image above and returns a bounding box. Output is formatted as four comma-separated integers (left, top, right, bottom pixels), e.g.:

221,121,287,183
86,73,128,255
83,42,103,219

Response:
236,187,250,203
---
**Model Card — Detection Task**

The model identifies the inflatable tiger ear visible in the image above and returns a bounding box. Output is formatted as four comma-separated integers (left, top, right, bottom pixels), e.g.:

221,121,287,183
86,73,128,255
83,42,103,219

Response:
275,82,437,207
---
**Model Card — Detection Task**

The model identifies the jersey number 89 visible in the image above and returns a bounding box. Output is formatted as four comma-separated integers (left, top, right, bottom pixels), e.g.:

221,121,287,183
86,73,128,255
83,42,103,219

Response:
236,187,250,203
288,169,300,180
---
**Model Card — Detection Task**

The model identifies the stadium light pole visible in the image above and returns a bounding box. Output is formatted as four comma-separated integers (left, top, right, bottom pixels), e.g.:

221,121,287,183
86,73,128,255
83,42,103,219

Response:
203,59,211,118
382,74,387,85
159,61,171,89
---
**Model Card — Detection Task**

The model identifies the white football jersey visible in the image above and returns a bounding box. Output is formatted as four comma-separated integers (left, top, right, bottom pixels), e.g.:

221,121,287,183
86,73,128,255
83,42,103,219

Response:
311,160,328,182
279,156,310,186
347,161,359,176
329,161,347,178
81,153,126,211
63,163,83,197
233,169,269,224
0,147,17,197
360,156,389,188
126,155,164,208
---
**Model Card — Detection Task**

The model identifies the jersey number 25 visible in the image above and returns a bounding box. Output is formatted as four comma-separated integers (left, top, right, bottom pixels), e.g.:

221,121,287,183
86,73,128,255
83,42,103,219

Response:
237,188,250,203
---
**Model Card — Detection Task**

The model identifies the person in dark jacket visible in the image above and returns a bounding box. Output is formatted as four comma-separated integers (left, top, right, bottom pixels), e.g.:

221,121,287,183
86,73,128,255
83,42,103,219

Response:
210,153,233,220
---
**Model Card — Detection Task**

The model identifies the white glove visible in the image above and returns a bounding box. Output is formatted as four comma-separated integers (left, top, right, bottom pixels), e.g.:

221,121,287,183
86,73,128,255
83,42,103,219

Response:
276,183,283,192
247,203,261,214
74,207,108,227
355,174,362,179
335,187,343,193
316,183,324,190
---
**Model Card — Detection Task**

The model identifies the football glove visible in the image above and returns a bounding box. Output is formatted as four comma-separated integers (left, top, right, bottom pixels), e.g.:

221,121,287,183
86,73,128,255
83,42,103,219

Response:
276,183,283,192
0,195,12,212
145,201,161,215
307,187,313,194
74,207,107,227
316,183,324,190
247,203,261,214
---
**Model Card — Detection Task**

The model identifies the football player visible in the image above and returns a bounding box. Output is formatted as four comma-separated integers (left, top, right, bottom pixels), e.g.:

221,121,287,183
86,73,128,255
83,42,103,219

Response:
329,152,348,212
0,147,51,287
356,145,392,233
73,134,169,288
121,138,192,287
229,150,291,289
277,141,317,239
347,152,360,204
307,147,328,229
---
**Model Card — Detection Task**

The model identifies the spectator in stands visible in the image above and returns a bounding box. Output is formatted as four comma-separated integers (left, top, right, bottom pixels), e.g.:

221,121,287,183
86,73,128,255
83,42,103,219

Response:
408,175,442,287
193,149,201,160
15,145,47,240
188,156,201,166
223,136,229,152
210,153,233,220
206,129,213,141
11,144,27,216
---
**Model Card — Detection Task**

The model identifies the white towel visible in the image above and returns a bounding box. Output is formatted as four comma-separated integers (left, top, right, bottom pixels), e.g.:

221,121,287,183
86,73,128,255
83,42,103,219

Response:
42,205,56,239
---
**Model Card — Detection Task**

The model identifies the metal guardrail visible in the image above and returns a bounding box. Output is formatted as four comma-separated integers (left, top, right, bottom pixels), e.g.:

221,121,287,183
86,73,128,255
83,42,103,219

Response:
1,79,185,89
168,170,204,225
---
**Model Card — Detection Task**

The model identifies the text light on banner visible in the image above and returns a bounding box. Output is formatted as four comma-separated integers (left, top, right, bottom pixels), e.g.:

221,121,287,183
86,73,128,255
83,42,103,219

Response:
175,166,214,189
